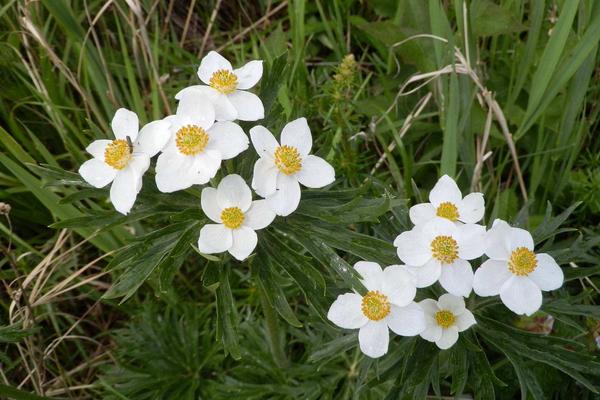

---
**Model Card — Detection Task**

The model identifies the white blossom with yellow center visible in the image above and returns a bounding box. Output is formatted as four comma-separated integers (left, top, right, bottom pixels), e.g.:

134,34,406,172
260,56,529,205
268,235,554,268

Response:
393,218,486,297
154,91,249,193
473,219,564,316
409,175,485,225
198,174,275,261
419,294,476,350
249,118,335,216
327,261,425,358
79,108,170,215
175,51,264,122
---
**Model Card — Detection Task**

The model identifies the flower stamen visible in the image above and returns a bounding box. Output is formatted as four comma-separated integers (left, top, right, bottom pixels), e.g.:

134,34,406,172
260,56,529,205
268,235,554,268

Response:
221,207,245,229
104,139,132,170
274,145,302,175
361,291,391,321
436,202,459,221
508,247,537,276
176,125,209,156
209,69,238,94
435,310,456,328
431,235,459,264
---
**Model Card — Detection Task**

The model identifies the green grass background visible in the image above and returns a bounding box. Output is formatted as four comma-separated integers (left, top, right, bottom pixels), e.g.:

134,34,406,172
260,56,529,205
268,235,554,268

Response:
1,0,600,398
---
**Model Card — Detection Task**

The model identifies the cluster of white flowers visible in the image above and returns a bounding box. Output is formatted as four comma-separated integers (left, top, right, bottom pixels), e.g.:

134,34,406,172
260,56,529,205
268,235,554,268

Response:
78,51,565,360
79,51,334,261
328,175,564,358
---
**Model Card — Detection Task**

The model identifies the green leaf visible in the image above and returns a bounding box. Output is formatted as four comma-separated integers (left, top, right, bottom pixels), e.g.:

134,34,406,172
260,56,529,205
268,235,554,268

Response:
470,0,526,37
254,260,302,327
0,384,57,400
215,265,241,360
0,324,37,343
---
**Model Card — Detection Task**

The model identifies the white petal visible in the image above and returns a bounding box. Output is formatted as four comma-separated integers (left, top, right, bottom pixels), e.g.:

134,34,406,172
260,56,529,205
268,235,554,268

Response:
420,324,443,342
429,175,462,207
455,310,476,331
217,174,252,211
191,150,222,184
393,229,431,266
135,120,171,157
508,227,534,251
457,223,486,260
198,224,233,254
381,265,417,307
197,51,233,84
386,302,425,336
175,91,215,130
110,167,142,215
250,125,279,158
421,217,457,241
228,90,264,121
529,253,563,291
266,174,301,216
175,86,237,121
295,155,335,188
418,298,440,316
354,261,383,292
128,154,151,178
111,108,139,140
435,326,459,350
484,219,512,260
358,321,389,358
228,226,258,261
458,192,484,223
244,200,276,230
79,159,117,188
327,293,368,329
251,158,278,197
234,60,263,89
439,259,474,297
86,140,111,160
409,203,436,225
207,121,249,160
500,276,542,316
201,187,222,223
437,293,466,315
280,117,312,156
473,259,512,297
407,258,442,288
155,152,196,193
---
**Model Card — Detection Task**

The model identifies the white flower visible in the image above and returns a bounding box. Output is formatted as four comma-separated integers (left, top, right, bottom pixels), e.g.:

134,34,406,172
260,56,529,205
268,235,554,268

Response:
419,294,476,350
410,175,484,225
155,91,248,193
198,174,275,261
473,219,564,316
79,108,169,215
393,218,485,297
250,118,335,216
327,261,425,358
175,51,264,122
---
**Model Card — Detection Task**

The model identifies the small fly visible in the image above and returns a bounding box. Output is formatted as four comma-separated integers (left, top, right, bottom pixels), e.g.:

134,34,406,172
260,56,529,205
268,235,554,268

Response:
126,136,134,153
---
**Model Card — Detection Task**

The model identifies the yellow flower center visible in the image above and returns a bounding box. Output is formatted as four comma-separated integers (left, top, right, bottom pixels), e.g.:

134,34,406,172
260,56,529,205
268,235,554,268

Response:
104,139,132,170
431,235,459,264
361,291,391,321
508,247,537,276
436,201,459,221
220,207,245,229
209,69,238,94
435,310,456,328
176,125,209,155
274,145,302,175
